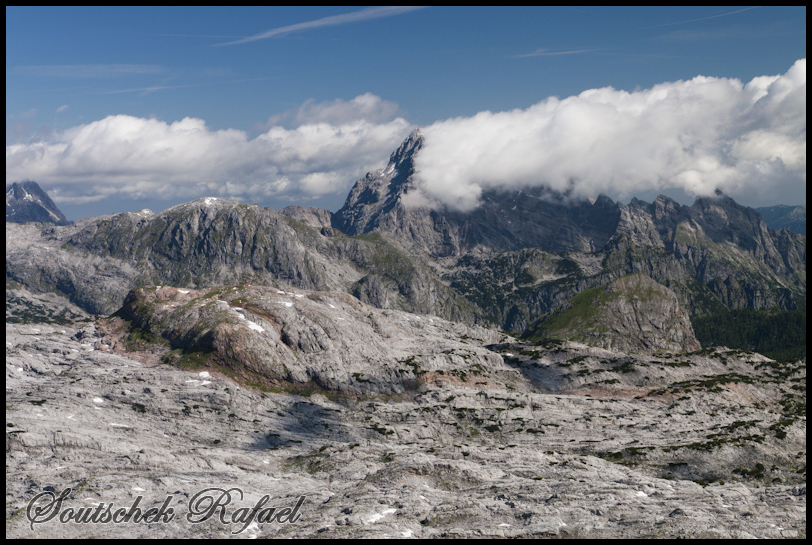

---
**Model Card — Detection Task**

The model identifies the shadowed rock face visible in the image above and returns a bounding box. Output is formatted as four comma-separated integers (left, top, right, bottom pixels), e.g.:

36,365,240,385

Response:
333,130,623,256
528,274,700,354
6,180,71,225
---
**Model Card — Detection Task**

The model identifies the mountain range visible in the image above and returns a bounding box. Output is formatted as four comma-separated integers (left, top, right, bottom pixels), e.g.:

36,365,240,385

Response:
5,130,806,539
6,130,806,347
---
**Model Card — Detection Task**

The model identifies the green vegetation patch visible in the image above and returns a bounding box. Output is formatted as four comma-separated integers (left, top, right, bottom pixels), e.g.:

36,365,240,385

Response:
692,308,806,361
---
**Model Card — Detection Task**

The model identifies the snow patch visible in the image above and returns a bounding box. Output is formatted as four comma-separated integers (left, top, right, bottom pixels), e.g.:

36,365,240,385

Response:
246,320,265,332
366,508,396,524
93,397,105,404
177,289,190,294
199,371,210,378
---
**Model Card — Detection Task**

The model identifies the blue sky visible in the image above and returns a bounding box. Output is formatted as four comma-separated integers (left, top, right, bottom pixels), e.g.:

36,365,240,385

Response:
6,6,807,220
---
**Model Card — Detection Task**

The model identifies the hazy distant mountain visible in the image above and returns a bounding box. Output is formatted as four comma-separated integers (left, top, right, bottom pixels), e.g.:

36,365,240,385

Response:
5,180,71,225
755,204,806,235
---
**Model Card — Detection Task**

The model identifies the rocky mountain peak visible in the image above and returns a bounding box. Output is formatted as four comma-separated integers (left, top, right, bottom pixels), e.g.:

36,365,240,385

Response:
5,180,71,225
652,194,682,220
527,273,701,354
388,128,423,168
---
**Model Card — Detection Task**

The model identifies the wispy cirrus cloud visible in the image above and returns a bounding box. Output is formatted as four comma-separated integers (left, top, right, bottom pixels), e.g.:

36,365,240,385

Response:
643,6,759,29
516,48,596,58
217,6,425,46
10,64,166,79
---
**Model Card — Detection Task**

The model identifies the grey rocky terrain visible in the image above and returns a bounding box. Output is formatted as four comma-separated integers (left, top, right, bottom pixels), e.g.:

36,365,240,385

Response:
5,199,478,323
5,290,806,538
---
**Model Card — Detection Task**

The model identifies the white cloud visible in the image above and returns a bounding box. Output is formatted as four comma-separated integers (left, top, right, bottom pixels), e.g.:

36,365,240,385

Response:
56,104,69,113
265,93,402,129
409,58,806,211
6,99,413,205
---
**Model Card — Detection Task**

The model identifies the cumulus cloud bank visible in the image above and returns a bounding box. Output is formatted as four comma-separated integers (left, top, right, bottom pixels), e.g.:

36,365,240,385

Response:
410,58,806,211
6,62,806,210
6,94,412,205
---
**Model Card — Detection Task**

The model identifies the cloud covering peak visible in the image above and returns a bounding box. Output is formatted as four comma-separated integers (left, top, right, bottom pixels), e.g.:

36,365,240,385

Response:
5,62,805,211
410,58,806,211
6,95,412,205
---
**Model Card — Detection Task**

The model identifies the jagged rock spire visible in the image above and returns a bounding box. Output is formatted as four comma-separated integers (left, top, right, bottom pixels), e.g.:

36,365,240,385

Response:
6,180,71,225
388,128,423,168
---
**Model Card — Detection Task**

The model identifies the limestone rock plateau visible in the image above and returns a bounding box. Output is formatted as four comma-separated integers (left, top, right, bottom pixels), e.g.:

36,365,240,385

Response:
5,302,806,538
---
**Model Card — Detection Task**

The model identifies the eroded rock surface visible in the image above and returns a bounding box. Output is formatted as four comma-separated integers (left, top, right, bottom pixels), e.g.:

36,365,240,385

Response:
116,285,503,395
6,305,805,538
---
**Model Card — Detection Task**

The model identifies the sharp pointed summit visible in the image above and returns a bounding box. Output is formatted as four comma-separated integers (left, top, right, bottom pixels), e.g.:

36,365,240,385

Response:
6,180,71,225
388,128,423,168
